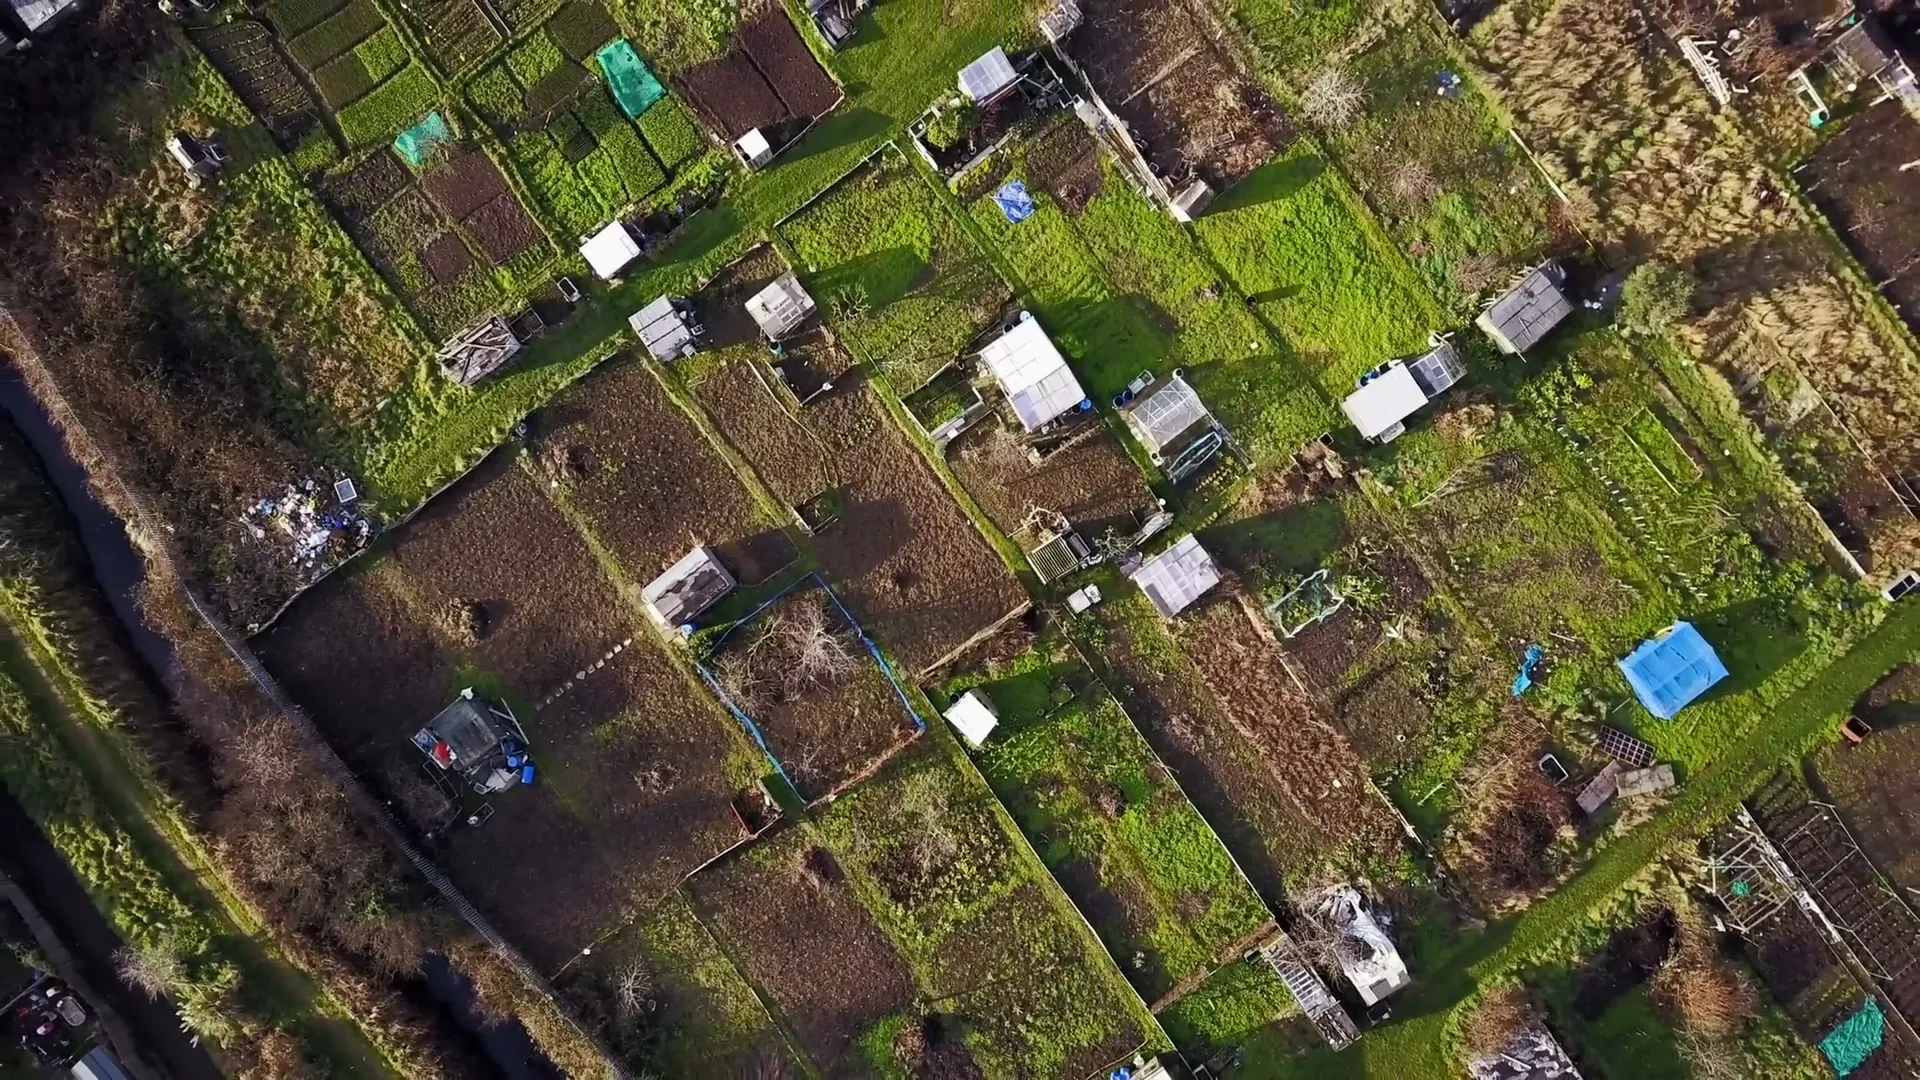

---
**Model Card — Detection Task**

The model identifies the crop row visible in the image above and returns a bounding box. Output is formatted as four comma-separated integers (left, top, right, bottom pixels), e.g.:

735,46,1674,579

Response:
337,64,440,148
287,0,384,71
312,24,408,109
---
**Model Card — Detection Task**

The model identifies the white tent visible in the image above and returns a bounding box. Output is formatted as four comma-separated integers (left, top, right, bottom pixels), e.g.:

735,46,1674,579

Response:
745,272,817,341
959,47,1020,103
943,689,1000,748
1340,363,1429,442
581,221,642,280
979,315,1086,431
1130,534,1220,618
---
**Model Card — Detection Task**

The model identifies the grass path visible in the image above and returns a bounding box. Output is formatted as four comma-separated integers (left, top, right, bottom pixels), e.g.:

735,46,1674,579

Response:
0,590,399,1078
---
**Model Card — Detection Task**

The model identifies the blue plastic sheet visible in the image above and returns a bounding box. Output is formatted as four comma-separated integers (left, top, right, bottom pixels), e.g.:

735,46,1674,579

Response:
1511,642,1544,696
994,179,1036,223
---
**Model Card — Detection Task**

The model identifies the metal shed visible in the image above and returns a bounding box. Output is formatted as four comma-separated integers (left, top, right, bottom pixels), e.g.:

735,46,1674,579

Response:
7,0,75,32
1617,620,1728,719
1120,373,1212,460
642,545,737,627
1129,534,1220,618
630,296,700,362
581,221,643,280
745,272,817,341
1476,262,1572,354
959,46,1020,104
734,127,774,169
978,314,1088,431
1467,1023,1585,1080
944,689,1000,748
1341,363,1429,442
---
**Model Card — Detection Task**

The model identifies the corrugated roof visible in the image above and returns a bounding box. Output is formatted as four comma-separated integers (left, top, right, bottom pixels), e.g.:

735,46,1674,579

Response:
8,0,76,32
1617,621,1727,719
959,46,1019,102
979,316,1086,431
1341,363,1428,440
1478,263,1572,354
745,272,816,340
1407,340,1465,397
630,296,695,361
1130,534,1220,618
643,546,736,626
1123,373,1212,451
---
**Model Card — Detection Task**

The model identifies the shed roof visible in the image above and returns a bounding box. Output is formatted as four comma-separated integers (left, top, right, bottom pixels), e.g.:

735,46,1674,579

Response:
1320,887,1410,1006
1341,363,1429,440
1122,373,1212,452
1617,620,1727,719
959,46,1020,102
1833,17,1897,83
944,689,1000,748
734,127,773,164
1407,339,1466,397
1467,1024,1584,1080
7,0,75,32
581,221,642,280
1477,263,1572,354
979,315,1087,431
642,545,736,627
1130,534,1220,618
745,272,816,340
426,697,506,764
630,296,696,361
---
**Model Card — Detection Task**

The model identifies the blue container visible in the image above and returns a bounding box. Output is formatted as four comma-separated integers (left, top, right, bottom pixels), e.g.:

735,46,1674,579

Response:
520,764,536,785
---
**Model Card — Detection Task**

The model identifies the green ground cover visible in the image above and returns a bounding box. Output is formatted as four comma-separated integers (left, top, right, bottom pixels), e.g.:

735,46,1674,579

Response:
636,96,705,169
507,85,667,236
938,643,1272,1003
287,0,384,70
635,892,791,1075
811,742,1166,1077
780,150,1011,390
338,63,440,147
1157,959,1300,1064
1194,145,1447,401
1228,0,1386,85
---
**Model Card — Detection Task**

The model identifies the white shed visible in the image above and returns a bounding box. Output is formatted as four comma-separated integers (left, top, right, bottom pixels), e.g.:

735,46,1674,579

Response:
944,689,1000,748
581,221,642,280
1340,363,1429,443
630,296,699,362
959,47,1020,104
642,546,736,627
745,272,817,341
978,314,1087,431
734,127,774,169
1129,534,1220,619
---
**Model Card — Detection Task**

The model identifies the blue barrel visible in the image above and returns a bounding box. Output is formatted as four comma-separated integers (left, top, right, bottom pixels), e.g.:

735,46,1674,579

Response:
520,764,536,785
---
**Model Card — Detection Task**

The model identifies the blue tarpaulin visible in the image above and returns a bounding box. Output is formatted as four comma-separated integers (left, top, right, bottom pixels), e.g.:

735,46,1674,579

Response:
1821,997,1885,1077
1511,642,1544,696
1617,620,1728,719
994,179,1036,223
392,111,452,167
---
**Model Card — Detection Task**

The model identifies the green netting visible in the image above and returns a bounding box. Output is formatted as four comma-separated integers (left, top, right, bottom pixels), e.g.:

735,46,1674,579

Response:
393,111,452,167
597,39,665,119
1820,998,1885,1078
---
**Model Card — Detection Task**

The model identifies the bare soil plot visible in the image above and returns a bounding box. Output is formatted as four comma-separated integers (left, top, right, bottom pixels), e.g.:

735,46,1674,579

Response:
685,350,836,508
1172,596,1404,860
532,356,796,585
690,827,918,1075
422,232,476,283
676,11,839,142
1025,116,1106,215
1067,0,1286,190
1815,666,1920,893
948,421,1156,542
189,20,322,144
1802,100,1920,336
736,10,840,119
805,372,1028,675
708,588,918,800
422,149,510,220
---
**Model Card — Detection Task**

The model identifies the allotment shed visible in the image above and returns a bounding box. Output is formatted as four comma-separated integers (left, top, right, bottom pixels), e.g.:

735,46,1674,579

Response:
1129,534,1220,619
642,545,737,628
581,221,643,280
1617,620,1728,719
436,314,524,386
1477,262,1572,354
745,272,817,341
1341,339,1466,442
959,46,1021,105
978,313,1088,431
944,689,1000,748
630,296,700,362
1120,372,1213,461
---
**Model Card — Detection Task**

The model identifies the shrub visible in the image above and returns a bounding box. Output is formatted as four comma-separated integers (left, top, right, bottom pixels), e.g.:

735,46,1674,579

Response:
287,127,340,174
637,96,703,168
337,64,439,147
466,63,524,129
1618,259,1693,337
1299,65,1368,129
352,25,409,84
288,0,384,71
925,102,976,150
545,0,618,61
507,30,566,87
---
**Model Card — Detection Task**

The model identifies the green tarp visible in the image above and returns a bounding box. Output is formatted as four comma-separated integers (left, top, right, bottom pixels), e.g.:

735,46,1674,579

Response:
1820,998,1885,1078
596,39,665,119
393,111,453,167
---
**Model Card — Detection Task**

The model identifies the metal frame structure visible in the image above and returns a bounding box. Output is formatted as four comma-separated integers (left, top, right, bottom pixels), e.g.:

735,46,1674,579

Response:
1705,806,1801,935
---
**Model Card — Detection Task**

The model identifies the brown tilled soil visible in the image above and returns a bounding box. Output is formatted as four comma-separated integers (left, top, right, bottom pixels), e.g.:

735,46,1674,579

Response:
1816,715,1920,896
1025,118,1105,215
737,9,840,119
677,51,789,140
688,351,835,507
804,372,1028,674
422,232,475,284
695,245,789,350
536,356,797,585
691,830,918,1074
1071,0,1285,189
461,191,544,264
1087,599,1331,903
422,149,510,220
715,590,915,799
948,421,1155,542
1174,596,1401,858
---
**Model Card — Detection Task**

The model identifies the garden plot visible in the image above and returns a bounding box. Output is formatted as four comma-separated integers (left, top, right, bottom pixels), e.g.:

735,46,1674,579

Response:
809,747,1159,1077
945,645,1274,1004
675,9,842,152
1814,665,1920,893
689,827,919,1074
269,0,442,148
1061,0,1287,191
470,26,672,238
684,348,836,509
780,150,1013,392
188,20,322,145
1801,100,1920,339
321,146,547,337
948,419,1156,544
529,355,796,586
704,586,921,802
1070,586,1338,903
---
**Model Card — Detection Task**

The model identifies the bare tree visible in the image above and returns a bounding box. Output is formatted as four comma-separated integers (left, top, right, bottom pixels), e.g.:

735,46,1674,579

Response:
613,962,654,1017
1299,67,1369,129
712,651,763,712
115,938,184,999
1452,253,1506,295
1677,1028,1744,1080
778,597,861,692
1388,159,1440,207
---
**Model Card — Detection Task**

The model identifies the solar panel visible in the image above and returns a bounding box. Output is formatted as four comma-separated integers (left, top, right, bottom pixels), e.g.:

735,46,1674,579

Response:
1597,726,1656,769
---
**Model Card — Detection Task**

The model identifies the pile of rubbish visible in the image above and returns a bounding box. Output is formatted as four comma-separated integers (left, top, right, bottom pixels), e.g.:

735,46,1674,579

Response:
243,474,372,570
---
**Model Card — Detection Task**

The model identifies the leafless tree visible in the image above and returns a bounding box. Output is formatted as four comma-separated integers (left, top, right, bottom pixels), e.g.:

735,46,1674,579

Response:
778,597,861,692
1388,159,1440,207
1299,67,1369,129
613,962,654,1017
1677,1028,1744,1080
115,938,184,999
712,651,763,711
